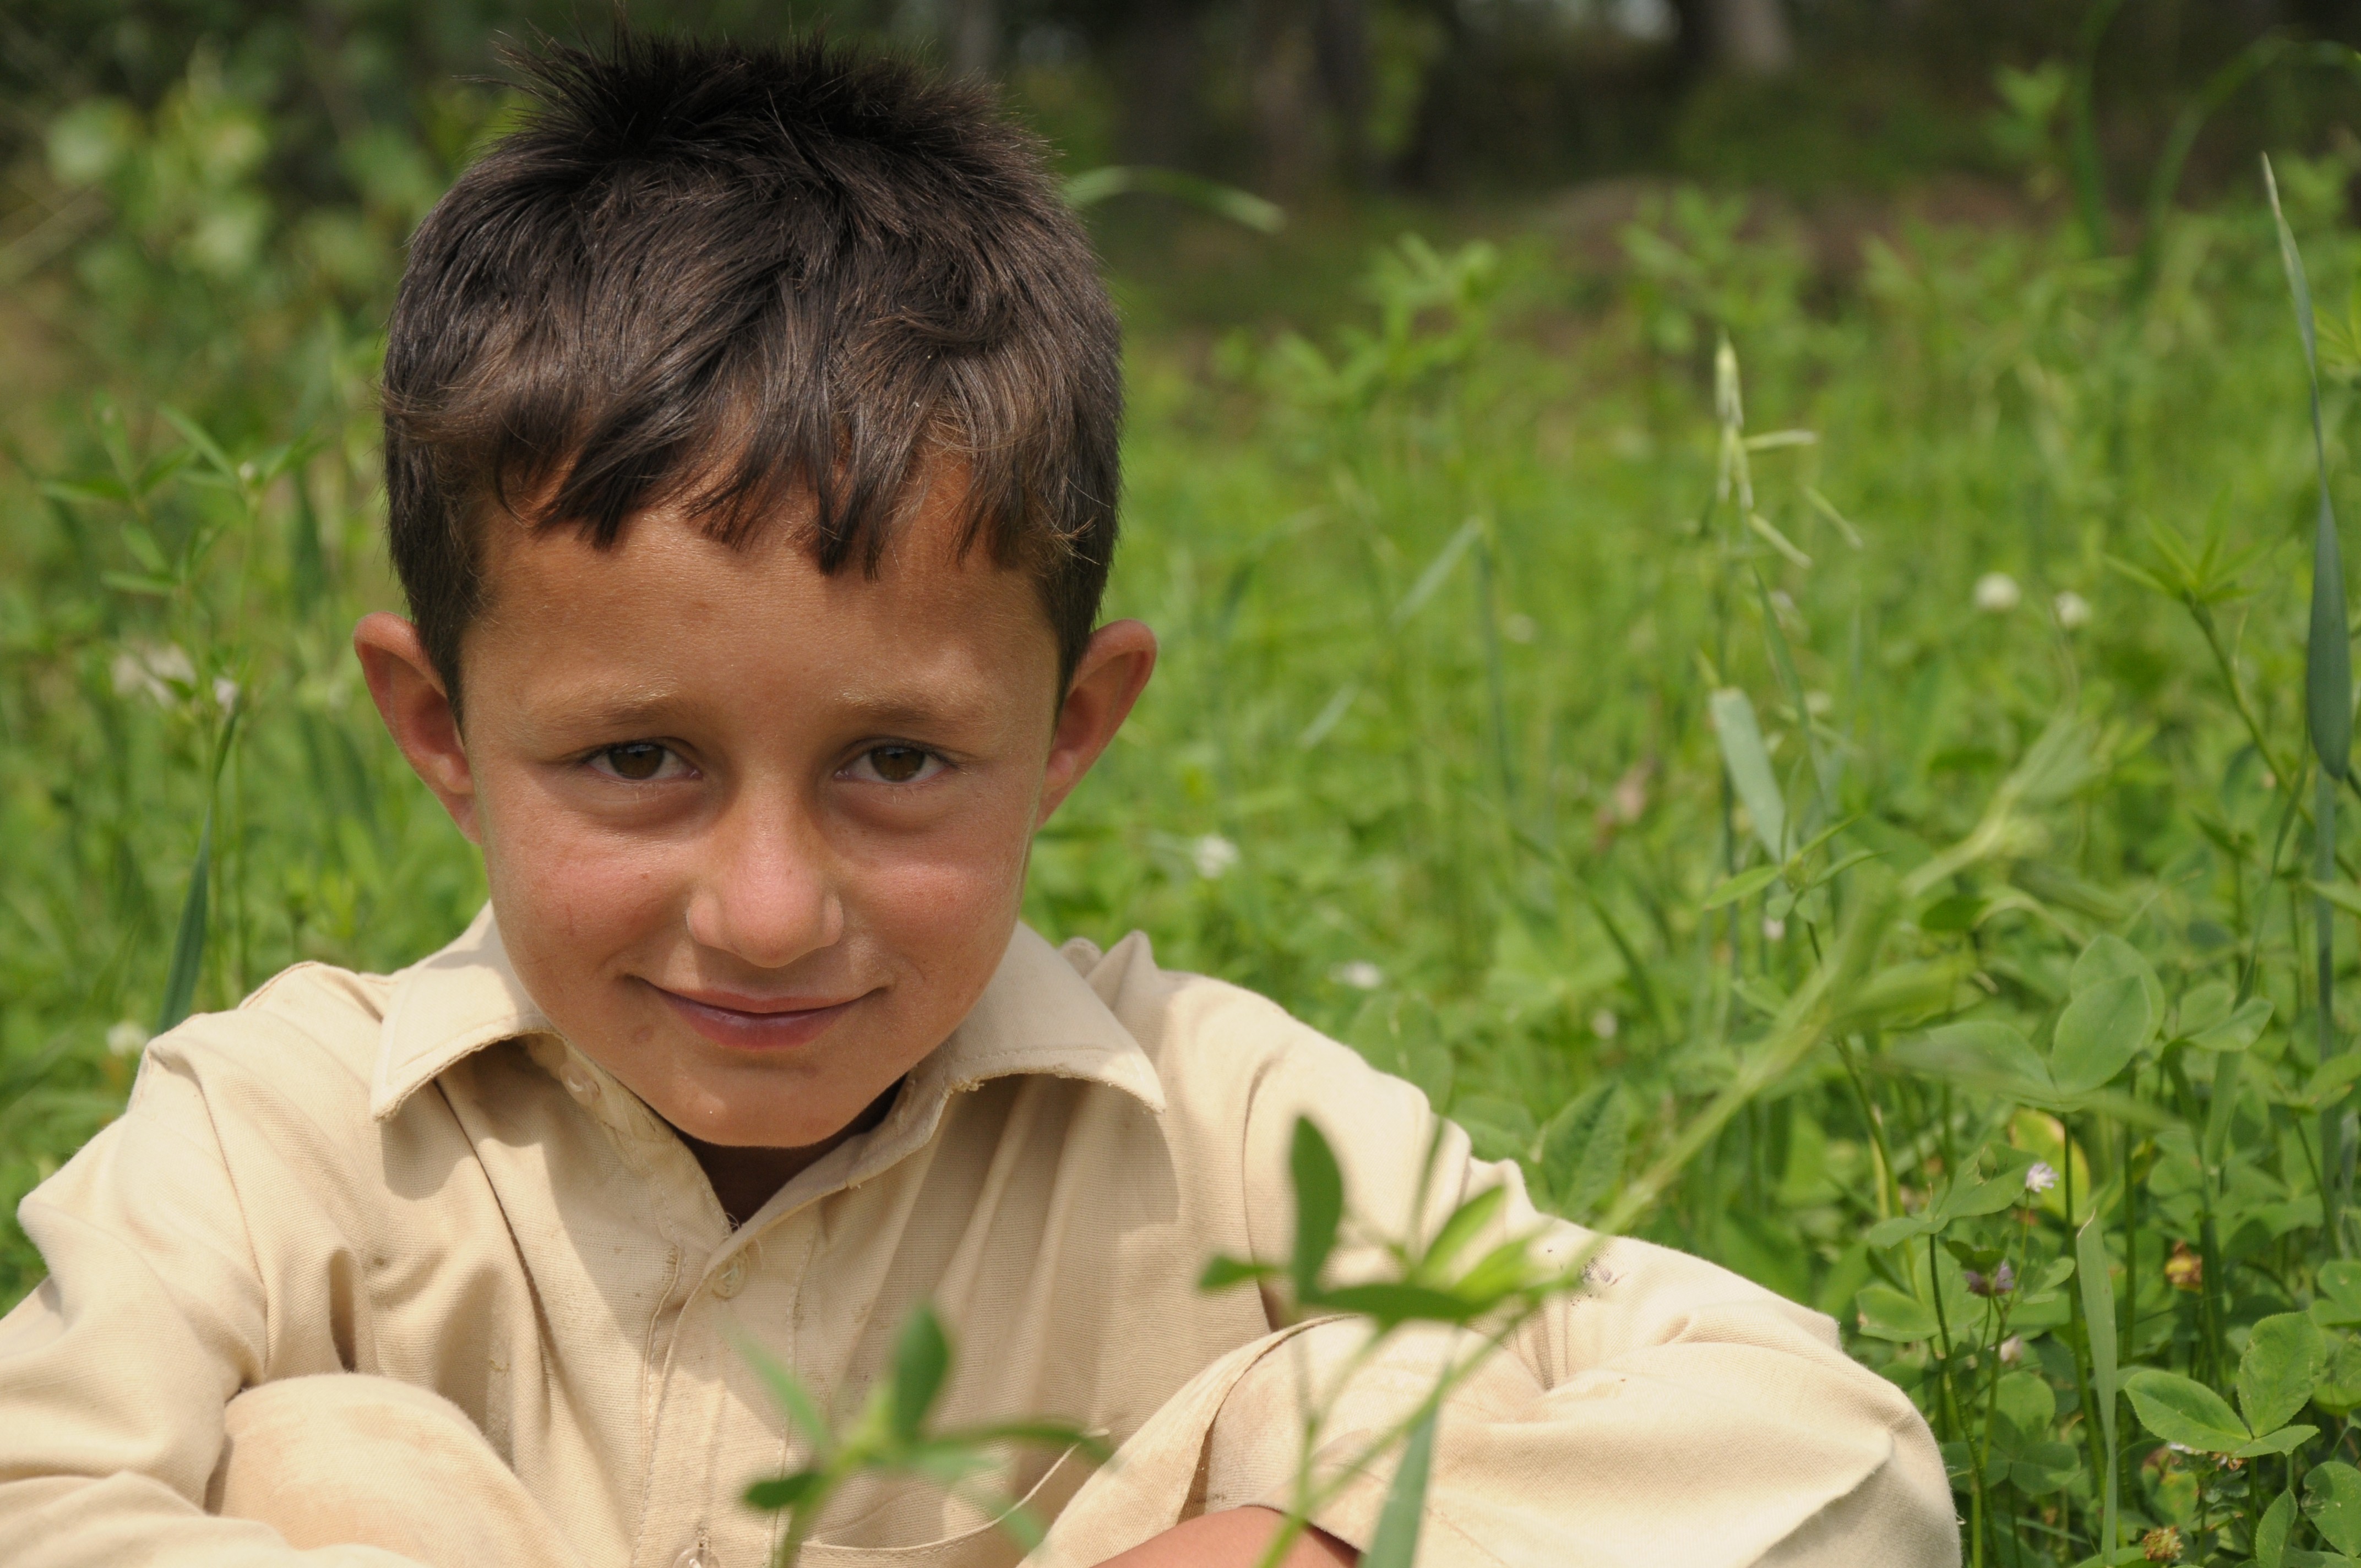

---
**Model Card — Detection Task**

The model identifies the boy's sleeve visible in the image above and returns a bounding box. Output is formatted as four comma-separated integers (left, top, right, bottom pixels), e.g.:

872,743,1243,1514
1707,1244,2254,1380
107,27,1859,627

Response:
0,1029,426,1568
1218,1028,1960,1568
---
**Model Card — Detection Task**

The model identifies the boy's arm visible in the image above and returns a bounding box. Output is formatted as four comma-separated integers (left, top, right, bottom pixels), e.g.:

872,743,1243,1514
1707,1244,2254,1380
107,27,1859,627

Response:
1221,1030,1960,1568
0,1028,423,1568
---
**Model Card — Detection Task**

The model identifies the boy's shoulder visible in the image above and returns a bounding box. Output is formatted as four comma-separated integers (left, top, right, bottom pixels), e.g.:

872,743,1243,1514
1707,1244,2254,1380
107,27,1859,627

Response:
1049,929,1424,1129
133,958,399,1113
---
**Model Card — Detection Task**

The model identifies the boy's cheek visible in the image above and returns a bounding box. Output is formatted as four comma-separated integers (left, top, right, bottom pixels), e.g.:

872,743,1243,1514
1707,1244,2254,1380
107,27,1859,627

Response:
477,798,684,966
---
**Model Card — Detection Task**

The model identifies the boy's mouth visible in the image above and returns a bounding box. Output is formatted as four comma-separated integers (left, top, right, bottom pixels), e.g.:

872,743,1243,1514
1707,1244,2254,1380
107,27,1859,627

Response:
650,984,868,1052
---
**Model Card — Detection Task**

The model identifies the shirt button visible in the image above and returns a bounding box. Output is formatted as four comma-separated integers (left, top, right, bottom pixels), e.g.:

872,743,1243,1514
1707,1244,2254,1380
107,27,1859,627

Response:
711,1255,748,1299
560,1063,599,1101
671,1547,711,1568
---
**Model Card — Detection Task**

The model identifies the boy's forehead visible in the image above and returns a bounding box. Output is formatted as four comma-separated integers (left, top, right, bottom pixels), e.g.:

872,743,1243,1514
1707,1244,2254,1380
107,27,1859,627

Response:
466,484,1061,714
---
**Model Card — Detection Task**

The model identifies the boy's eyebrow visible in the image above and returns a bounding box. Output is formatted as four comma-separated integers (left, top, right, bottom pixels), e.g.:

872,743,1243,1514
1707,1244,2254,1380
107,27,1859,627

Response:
534,683,982,734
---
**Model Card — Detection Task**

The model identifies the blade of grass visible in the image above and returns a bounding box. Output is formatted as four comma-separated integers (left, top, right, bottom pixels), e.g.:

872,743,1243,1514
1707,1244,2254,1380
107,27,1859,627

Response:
153,808,211,1035
1709,686,1787,861
2077,1212,2120,1560
1359,1404,1437,1568
153,700,243,1035
2268,153,2353,1251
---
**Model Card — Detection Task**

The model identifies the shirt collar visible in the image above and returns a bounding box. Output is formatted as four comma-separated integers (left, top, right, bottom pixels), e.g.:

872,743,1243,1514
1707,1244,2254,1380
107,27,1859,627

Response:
371,907,1165,1126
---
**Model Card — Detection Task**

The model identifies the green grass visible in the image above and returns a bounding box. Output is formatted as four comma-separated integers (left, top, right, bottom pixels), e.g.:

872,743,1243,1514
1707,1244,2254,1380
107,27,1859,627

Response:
23,64,2361,1564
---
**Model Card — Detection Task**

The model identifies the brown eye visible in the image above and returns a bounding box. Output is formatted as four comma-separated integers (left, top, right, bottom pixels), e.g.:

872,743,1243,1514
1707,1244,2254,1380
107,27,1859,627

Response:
602,743,667,780
868,745,928,783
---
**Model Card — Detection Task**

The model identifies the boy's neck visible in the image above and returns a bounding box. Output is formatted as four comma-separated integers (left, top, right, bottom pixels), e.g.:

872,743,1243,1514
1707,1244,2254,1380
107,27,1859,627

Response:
678,1082,901,1229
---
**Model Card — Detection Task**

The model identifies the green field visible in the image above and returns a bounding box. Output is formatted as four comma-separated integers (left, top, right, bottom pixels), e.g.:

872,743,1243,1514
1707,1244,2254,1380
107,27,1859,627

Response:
23,55,2361,1564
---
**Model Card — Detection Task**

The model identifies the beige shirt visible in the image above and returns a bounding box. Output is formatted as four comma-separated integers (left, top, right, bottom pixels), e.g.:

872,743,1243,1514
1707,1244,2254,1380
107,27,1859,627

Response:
0,911,1956,1568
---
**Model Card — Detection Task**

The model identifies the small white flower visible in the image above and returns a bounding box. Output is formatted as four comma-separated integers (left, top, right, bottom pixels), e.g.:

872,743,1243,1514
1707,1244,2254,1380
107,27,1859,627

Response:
213,676,240,712
1589,1008,1620,1041
1190,834,1240,879
106,1020,150,1057
110,641,194,705
1998,1335,2025,1364
2053,590,2092,630
1501,613,1537,645
1762,916,1786,941
1330,960,1385,991
2025,1160,2059,1195
1974,572,2022,614
1804,690,1833,716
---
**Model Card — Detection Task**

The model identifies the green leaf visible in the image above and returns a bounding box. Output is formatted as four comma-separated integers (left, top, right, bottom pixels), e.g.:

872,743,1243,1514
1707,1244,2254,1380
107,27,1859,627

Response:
1060,165,1286,233
1289,1117,1344,1304
1854,1283,1940,1341
1867,1215,1938,1250
2178,979,2237,1036
1890,1020,2055,1099
2314,880,2361,921
1361,1406,1438,1568
1316,1281,1484,1328
2243,1312,2330,1433
2123,1366,2252,1453
2323,1262,2361,1316
743,1470,824,1512
1445,1238,1549,1305
2072,933,2164,1022
1199,1256,1279,1292
2009,1440,2081,1496
2205,1045,2245,1172
947,1419,1113,1464
2188,995,2273,1053
2311,1461,2361,1555
1702,863,1783,909
2318,1333,2361,1414
1938,1162,2034,1222
2299,1051,2361,1110
1710,687,1787,860
738,1337,833,1453
2238,1423,2320,1458
157,404,238,482
2048,974,2154,1095
889,1304,951,1441
2259,1487,2297,1568
99,570,177,597
1536,1081,1630,1221
1418,1185,1506,1282
1992,1370,2057,1453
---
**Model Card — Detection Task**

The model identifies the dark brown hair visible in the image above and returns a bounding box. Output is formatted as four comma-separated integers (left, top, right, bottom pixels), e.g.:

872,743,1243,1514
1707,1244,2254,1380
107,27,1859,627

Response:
382,30,1122,712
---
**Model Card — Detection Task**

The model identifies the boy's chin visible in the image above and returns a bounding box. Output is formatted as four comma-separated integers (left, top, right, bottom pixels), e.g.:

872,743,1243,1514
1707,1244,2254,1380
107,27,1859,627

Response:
629,1048,907,1153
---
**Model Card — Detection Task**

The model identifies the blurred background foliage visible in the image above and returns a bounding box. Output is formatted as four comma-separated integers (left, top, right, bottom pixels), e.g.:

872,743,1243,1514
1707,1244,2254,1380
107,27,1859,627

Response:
28,3,2361,1558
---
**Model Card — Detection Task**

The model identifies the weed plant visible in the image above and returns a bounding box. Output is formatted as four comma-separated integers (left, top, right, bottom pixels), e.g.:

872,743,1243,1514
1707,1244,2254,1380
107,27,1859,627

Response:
24,57,2361,1565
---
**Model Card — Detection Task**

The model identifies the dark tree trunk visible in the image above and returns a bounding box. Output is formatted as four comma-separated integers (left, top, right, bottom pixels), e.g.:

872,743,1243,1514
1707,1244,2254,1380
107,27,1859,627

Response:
1115,0,1204,168
1248,0,1322,197
1314,0,1372,187
1669,0,1793,78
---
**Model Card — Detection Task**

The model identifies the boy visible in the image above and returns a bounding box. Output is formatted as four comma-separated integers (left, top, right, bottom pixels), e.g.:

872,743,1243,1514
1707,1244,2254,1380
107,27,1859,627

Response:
0,32,1954,1568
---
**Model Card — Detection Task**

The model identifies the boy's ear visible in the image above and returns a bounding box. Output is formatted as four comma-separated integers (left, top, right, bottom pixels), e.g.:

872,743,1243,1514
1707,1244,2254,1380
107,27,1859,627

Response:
1038,619,1157,826
353,612,482,844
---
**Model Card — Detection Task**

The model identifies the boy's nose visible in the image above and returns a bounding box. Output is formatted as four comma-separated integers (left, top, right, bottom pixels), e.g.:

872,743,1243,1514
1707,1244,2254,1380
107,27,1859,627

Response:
682,799,844,971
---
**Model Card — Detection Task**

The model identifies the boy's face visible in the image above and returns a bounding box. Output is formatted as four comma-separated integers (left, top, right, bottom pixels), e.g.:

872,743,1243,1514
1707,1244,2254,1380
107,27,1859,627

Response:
355,478,1155,1152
